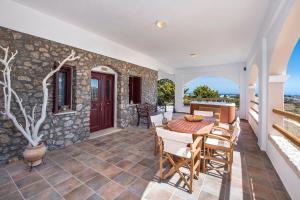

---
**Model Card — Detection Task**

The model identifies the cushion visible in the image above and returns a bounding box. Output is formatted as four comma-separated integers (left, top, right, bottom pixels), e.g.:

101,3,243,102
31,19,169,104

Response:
194,110,214,117
205,138,230,149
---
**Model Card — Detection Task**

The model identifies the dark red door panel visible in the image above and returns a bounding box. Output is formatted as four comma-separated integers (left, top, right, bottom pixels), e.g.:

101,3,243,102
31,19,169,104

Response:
90,72,114,132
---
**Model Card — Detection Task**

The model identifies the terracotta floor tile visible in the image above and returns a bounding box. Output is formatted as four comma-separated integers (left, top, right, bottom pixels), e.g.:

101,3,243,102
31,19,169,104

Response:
54,177,81,195
46,170,71,186
74,168,100,182
15,172,42,189
60,158,86,174
138,158,155,167
32,159,55,172
85,158,111,172
141,168,159,181
0,120,291,200
64,185,94,200
86,174,110,191
251,184,276,200
198,191,218,200
169,194,185,200
101,165,123,179
9,166,32,181
0,191,23,200
114,190,140,200
50,153,71,163
144,185,173,200
0,182,17,197
0,170,11,186
125,154,144,163
97,151,114,160
115,160,135,170
38,165,64,177
97,181,125,200
128,178,149,197
29,188,62,200
20,179,50,199
86,193,104,200
127,163,149,177
73,152,95,161
105,156,124,164
113,171,137,188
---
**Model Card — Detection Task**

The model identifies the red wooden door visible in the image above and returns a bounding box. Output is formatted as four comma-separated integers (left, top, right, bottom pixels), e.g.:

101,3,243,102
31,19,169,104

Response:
90,72,114,132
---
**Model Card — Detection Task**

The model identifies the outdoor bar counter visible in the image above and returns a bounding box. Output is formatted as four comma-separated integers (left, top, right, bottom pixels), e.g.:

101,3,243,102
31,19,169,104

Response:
190,101,236,123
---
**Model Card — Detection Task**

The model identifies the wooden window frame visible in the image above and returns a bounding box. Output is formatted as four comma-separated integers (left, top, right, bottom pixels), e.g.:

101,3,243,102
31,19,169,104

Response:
129,76,141,104
53,64,73,113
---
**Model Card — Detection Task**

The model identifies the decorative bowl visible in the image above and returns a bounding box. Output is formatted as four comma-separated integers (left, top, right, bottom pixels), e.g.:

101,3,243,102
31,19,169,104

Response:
184,115,204,122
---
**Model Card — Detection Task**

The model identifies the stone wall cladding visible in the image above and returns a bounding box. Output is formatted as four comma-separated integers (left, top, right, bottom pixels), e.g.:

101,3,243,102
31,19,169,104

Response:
0,26,158,164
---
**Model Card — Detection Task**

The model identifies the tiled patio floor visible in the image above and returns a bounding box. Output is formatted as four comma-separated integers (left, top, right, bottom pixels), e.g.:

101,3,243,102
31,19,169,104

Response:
0,121,291,200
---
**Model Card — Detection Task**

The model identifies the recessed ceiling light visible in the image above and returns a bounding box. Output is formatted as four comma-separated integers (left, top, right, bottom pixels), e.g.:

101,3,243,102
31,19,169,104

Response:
190,53,198,58
155,20,167,29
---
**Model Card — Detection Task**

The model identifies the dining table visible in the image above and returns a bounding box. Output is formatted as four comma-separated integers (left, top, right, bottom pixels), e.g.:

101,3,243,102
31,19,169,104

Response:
166,117,216,136
166,116,216,173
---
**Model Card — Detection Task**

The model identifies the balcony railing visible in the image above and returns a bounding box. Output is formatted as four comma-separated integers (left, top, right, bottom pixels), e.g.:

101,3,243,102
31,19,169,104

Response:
272,108,300,147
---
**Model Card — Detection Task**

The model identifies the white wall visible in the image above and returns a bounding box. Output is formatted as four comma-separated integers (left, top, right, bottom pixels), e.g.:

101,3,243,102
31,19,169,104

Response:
174,62,247,119
0,0,173,74
158,70,175,81
246,0,300,199
267,139,300,200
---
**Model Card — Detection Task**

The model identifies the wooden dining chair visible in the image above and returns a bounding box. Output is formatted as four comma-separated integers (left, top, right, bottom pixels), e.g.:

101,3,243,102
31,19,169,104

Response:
156,127,202,193
217,117,240,131
193,107,221,122
137,103,156,128
164,111,173,122
150,114,164,155
203,123,241,177
210,118,240,139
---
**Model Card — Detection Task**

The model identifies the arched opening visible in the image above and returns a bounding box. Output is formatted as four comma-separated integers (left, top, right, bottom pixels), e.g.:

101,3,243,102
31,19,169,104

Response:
248,64,259,118
284,38,300,114
90,66,118,132
184,76,240,106
283,38,300,138
248,64,260,135
184,76,240,122
269,1,300,75
157,78,175,112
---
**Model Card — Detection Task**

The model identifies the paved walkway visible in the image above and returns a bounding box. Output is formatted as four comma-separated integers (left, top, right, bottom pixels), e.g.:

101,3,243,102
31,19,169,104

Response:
0,121,291,200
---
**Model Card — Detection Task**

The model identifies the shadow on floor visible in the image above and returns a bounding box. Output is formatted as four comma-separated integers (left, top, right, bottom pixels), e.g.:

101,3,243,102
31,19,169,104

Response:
0,121,291,200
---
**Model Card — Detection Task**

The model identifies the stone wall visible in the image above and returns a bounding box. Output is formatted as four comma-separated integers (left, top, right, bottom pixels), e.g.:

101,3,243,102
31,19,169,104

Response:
0,26,158,164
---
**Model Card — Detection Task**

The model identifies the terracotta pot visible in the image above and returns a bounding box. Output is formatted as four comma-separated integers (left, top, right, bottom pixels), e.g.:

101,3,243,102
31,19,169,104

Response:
23,143,47,167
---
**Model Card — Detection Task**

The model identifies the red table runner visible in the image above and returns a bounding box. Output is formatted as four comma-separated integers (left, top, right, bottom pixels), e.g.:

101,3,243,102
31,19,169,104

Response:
167,117,215,135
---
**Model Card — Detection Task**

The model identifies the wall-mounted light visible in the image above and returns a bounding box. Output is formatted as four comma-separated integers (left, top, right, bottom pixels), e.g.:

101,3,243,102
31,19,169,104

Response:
155,20,167,29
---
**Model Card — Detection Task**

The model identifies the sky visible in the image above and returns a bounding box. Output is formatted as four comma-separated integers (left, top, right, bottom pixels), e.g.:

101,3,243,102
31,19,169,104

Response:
186,38,300,95
285,38,300,95
186,76,239,95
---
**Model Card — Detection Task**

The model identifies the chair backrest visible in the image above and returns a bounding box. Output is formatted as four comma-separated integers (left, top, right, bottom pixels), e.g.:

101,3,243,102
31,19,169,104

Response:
156,128,193,158
194,110,214,117
150,114,164,127
235,117,241,124
231,123,241,142
164,111,173,121
137,103,156,117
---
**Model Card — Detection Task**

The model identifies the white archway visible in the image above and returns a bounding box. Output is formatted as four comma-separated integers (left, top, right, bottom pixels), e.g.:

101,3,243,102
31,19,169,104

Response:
91,66,118,128
269,0,300,75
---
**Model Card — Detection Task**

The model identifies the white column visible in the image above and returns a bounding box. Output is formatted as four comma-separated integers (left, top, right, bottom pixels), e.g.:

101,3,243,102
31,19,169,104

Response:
258,38,268,150
268,75,288,134
174,75,185,113
239,68,247,119
248,84,256,112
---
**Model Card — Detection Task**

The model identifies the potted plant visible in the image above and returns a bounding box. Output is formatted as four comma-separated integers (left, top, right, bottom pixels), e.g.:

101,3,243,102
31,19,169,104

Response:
0,46,79,167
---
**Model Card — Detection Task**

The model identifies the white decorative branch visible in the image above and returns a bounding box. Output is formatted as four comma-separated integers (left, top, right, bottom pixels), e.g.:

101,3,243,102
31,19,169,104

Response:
0,46,79,146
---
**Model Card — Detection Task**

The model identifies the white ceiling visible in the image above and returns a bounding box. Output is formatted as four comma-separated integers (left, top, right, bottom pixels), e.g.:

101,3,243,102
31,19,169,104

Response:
13,0,270,69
